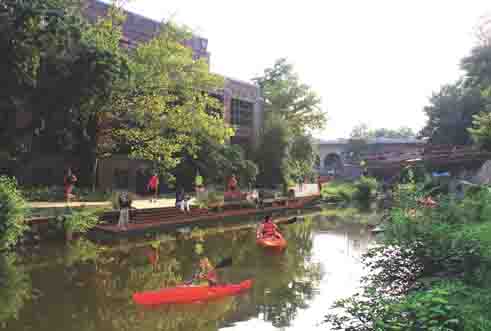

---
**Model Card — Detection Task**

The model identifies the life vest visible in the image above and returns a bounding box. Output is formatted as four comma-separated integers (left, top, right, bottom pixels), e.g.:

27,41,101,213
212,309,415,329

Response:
262,222,277,237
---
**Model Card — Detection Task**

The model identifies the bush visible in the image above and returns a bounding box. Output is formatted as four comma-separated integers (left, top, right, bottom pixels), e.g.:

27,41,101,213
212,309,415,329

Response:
320,181,356,202
0,176,28,251
0,254,32,328
23,186,111,202
354,176,378,202
64,208,100,234
196,191,224,209
325,171,491,330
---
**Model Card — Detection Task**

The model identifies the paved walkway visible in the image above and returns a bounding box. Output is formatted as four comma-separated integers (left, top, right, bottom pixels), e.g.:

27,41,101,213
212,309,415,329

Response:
29,198,178,210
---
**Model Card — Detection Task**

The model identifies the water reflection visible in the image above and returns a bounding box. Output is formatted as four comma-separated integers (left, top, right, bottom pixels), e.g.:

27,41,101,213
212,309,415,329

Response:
1,207,375,331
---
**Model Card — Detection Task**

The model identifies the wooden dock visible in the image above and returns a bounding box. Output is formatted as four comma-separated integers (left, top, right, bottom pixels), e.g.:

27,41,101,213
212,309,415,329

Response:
94,196,319,235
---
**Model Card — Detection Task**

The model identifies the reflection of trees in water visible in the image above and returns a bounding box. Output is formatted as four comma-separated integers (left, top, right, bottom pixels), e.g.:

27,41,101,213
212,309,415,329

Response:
0,254,32,329
1,216,323,331
250,216,321,328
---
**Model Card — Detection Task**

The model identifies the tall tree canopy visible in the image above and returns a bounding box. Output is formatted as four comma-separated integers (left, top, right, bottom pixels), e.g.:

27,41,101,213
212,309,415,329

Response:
421,22,491,146
1,0,234,186
253,58,326,134
350,123,416,140
112,22,232,182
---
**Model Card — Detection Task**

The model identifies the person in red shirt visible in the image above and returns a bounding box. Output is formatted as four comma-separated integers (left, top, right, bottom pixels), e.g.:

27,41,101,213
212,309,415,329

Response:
257,215,279,239
228,174,238,192
147,173,159,202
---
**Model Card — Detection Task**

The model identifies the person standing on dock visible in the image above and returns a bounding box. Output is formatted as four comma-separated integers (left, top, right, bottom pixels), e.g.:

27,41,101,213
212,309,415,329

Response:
228,174,238,191
118,192,132,230
64,168,77,203
147,173,159,202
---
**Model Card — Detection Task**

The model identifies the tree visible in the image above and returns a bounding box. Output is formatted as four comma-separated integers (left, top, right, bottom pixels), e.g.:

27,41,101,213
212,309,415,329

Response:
468,111,491,151
419,82,484,145
253,58,326,134
420,34,491,146
0,0,129,188
287,134,317,184
350,123,416,140
255,115,291,187
112,22,232,183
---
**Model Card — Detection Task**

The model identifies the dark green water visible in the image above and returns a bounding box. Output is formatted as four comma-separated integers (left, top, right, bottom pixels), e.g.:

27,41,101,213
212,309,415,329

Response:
0,208,376,331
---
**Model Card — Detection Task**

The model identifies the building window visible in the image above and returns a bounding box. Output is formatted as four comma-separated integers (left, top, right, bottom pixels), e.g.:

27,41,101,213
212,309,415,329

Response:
231,99,253,127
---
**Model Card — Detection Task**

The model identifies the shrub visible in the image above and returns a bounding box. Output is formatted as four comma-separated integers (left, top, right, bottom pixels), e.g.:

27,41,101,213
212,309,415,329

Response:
354,176,378,202
0,176,28,251
64,208,100,234
196,191,224,209
0,254,32,328
320,181,356,202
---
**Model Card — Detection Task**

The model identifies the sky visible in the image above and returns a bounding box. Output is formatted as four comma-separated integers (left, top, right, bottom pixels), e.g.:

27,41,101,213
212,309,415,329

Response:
120,0,491,139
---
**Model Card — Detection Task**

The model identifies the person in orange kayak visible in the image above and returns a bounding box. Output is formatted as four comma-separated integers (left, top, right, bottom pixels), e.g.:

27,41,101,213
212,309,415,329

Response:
258,215,280,239
195,257,218,287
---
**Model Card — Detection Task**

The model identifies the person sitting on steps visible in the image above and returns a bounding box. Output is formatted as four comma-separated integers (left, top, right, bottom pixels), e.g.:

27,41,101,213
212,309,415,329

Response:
175,187,190,213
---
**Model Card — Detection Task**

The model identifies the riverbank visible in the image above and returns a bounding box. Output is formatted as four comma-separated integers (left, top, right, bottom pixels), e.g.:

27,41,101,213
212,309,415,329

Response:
325,178,491,329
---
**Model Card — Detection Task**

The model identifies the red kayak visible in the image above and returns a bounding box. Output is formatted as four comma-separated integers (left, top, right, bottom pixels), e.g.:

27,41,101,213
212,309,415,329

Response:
256,233,287,250
133,280,253,305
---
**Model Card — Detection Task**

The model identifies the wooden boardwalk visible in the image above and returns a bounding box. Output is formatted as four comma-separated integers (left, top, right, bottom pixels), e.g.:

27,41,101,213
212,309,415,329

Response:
94,196,319,235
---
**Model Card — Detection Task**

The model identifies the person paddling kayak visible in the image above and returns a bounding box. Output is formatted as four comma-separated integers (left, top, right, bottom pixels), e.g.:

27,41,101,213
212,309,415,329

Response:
188,257,218,287
257,215,280,239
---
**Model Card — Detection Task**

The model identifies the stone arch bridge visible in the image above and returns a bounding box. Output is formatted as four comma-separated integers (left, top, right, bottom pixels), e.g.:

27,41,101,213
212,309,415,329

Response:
316,138,491,180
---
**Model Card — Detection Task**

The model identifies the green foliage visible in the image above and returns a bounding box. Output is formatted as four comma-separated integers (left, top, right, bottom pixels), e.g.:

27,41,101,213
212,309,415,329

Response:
196,191,224,209
0,176,28,251
354,176,378,202
22,186,110,202
112,22,231,183
320,178,378,203
350,123,416,139
420,35,491,145
191,141,258,187
325,168,491,329
0,254,32,328
65,238,102,267
320,181,356,202
253,58,326,134
255,114,291,186
64,208,99,233
468,111,491,151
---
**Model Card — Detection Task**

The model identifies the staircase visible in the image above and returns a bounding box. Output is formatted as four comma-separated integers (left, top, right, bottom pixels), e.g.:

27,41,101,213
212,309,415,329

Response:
100,206,211,226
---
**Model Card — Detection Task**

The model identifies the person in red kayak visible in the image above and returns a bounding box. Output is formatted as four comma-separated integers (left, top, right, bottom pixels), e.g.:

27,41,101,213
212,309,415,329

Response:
64,168,77,203
191,257,218,287
147,173,159,202
257,215,280,239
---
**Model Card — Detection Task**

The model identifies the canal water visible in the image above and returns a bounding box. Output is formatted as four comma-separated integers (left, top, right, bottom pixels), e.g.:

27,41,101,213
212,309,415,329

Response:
1,207,377,331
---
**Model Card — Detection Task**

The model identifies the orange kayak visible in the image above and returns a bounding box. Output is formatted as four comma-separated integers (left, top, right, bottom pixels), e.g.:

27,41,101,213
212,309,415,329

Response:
133,280,253,305
256,233,287,250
